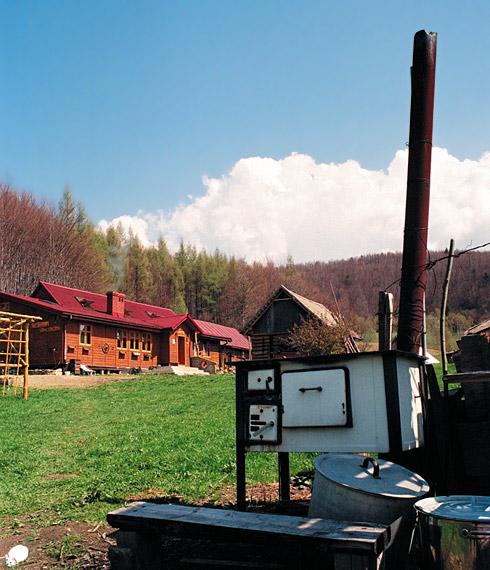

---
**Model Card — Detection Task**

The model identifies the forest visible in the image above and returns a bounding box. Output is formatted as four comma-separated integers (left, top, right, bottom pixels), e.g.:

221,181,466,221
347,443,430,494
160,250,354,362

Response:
1,184,488,350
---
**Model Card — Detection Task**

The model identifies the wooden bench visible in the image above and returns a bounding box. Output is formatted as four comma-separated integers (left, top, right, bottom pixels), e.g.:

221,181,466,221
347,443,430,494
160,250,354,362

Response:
107,502,393,570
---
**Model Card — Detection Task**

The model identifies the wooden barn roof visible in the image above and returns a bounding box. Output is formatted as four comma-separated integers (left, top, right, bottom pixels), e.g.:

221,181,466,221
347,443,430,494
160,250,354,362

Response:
465,318,490,336
241,285,337,335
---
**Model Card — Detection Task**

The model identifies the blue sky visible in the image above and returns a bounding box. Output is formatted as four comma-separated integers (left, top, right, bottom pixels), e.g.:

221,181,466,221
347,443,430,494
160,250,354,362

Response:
2,1,489,262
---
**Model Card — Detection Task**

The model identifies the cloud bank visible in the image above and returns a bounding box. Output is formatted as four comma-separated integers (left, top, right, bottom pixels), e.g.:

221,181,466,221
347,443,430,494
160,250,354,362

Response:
99,148,490,263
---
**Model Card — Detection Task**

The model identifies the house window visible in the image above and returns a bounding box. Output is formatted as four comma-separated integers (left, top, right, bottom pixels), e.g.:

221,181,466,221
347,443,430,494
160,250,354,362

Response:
80,323,92,345
117,329,127,349
129,331,139,350
141,333,151,352
0,302,10,312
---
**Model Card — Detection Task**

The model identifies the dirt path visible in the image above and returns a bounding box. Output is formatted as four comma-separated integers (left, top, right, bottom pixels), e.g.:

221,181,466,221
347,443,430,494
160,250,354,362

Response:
26,374,137,389
0,485,311,569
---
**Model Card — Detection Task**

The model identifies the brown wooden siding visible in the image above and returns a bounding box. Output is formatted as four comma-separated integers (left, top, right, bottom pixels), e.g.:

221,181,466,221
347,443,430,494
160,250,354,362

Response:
197,340,247,368
253,297,308,334
0,301,63,368
0,295,246,371
250,332,290,360
65,320,158,370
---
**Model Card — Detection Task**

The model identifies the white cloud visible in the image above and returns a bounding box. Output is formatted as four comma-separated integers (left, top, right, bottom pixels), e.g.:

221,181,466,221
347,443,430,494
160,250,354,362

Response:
98,214,153,248
98,149,490,263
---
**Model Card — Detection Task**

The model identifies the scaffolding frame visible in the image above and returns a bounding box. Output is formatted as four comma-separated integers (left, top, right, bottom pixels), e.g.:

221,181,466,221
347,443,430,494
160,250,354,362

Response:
0,310,41,399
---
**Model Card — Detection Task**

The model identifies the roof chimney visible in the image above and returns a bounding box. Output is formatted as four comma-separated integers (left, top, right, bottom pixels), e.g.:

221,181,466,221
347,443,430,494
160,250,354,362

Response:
107,291,126,318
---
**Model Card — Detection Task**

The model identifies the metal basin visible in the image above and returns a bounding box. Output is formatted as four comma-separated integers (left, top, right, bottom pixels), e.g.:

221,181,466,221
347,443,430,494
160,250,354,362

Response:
415,496,490,570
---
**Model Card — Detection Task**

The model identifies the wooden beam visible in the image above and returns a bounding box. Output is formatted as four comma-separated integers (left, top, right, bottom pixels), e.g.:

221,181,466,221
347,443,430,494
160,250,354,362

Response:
108,502,391,556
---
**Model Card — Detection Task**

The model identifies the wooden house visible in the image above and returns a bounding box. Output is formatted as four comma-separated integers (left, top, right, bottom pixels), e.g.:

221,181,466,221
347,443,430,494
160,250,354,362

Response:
241,285,357,360
193,319,250,370
0,282,248,373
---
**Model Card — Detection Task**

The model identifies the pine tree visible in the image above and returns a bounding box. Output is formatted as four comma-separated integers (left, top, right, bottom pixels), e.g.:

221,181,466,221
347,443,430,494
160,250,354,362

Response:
147,237,174,307
121,233,154,302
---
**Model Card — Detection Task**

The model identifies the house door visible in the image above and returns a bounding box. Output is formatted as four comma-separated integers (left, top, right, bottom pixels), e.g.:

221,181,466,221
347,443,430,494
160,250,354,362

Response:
178,336,186,365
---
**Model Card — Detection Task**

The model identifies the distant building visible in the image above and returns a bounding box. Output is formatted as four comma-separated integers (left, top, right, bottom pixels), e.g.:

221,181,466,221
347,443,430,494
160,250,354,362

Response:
241,285,358,360
464,318,490,341
0,282,249,373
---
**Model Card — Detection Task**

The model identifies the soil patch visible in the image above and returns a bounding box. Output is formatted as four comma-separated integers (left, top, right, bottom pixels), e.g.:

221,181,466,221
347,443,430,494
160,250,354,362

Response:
0,483,310,569
26,374,137,390
0,519,115,569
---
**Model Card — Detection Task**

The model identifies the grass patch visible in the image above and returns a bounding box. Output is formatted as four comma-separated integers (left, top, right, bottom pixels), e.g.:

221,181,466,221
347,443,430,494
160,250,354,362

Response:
0,374,313,525
43,533,85,565
431,361,458,390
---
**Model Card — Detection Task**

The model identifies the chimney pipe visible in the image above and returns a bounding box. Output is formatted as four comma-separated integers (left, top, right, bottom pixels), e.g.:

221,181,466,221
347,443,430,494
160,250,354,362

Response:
397,30,437,354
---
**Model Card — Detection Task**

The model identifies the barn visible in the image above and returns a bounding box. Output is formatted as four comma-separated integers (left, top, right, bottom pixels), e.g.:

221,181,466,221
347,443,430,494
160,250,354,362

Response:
241,285,358,360
0,282,248,373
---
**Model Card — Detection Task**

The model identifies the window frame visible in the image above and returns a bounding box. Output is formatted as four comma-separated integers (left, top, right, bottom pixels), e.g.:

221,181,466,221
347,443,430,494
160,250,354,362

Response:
141,332,152,352
79,323,92,346
129,331,139,351
117,329,127,350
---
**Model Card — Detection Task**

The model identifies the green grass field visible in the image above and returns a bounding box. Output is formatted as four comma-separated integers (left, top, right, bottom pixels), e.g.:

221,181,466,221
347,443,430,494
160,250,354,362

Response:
0,374,314,527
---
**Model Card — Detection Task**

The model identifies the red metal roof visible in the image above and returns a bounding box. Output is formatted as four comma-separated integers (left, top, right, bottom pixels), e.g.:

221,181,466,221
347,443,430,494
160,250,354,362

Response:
194,319,250,351
2,281,249,350
0,282,189,332
0,283,247,345
36,282,176,320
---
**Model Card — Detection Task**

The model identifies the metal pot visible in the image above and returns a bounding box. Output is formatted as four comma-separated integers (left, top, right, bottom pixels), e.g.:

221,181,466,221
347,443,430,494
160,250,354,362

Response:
415,495,490,570
309,453,429,524
308,453,429,568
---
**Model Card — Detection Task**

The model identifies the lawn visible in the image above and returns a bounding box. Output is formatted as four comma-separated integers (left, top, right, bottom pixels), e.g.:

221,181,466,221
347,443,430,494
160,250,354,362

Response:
0,374,314,527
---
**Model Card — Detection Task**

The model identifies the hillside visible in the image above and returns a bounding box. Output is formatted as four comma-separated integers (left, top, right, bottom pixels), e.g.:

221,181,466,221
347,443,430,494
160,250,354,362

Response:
296,249,490,321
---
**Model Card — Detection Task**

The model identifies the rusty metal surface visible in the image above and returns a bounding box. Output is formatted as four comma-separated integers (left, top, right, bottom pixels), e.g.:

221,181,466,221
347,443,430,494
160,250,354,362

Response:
397,30,437,354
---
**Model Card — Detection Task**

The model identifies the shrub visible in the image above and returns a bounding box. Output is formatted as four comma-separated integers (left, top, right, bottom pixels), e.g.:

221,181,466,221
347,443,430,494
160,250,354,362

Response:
287,316,354,356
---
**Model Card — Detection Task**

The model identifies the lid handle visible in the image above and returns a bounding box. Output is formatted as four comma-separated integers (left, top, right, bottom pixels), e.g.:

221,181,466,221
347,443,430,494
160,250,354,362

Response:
360,456,381,479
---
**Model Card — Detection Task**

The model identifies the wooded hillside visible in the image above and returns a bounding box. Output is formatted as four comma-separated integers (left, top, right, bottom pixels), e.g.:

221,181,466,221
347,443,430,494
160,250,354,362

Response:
1,185,488,349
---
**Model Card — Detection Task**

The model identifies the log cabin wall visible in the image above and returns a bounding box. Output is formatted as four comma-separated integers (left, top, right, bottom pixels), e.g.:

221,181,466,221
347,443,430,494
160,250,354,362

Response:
249,332,291,360
248,295,309,359
196,340,246,369
0,300,63,368
30,315,64,368
65,320,158,370
159,331,170,365
252,298,308,334
199,339,221,365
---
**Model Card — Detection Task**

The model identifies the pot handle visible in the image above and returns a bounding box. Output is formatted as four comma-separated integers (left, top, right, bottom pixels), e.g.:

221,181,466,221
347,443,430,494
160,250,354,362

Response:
461,528,490,538
360,457,381,479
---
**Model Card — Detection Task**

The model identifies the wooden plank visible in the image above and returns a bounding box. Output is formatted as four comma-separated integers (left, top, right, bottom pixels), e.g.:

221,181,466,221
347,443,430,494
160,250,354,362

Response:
178,559,286,568
31,321,50,329
443,371,490,384
107,503,390,556
334,553,377,570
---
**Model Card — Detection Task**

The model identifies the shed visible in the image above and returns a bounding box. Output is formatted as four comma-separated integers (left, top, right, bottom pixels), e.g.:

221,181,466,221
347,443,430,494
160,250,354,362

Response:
241,285,357,360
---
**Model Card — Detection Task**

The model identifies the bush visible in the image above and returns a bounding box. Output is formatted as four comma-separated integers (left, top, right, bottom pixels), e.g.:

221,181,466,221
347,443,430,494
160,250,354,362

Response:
287,317,354,356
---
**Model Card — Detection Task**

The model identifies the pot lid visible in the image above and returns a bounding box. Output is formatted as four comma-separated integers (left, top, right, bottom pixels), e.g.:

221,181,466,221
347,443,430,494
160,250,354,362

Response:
415,496,490,522
313,453,429,499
